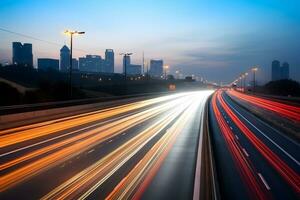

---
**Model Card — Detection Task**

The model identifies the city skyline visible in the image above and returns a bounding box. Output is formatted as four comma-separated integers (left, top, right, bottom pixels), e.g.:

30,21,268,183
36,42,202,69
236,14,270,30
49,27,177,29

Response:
1,0,300,83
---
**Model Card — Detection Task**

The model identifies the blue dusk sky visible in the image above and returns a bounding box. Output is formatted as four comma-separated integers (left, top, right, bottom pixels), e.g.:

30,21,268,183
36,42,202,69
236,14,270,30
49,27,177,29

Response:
0,0,299,83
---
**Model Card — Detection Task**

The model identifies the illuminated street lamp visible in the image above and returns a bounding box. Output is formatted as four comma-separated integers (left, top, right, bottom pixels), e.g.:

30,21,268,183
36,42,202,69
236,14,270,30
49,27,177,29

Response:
252,67,258,93
64,30,85,98
120,53,133,81
164,65,169,80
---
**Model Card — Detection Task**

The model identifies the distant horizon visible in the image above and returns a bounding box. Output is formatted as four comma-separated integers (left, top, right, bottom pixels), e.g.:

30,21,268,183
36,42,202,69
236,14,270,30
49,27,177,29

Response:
1,0,300,83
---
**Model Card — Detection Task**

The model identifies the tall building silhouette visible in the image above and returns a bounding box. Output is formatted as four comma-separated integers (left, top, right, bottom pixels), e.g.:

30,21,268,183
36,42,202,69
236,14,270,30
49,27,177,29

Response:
281,62,289,79
149,59,163,78
271,60,281,81
60,45,70,71
12,42,33,66
123,55,131,74
105,49,114,73
272,60,290,81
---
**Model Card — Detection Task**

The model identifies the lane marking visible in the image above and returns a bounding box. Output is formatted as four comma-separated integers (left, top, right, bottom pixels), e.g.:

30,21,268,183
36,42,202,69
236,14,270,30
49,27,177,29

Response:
258,173,271,190
225,99,300,167
235,135,239,140
108,139,113,143
230,126,233,130
87,149,95,154
242,148,249,157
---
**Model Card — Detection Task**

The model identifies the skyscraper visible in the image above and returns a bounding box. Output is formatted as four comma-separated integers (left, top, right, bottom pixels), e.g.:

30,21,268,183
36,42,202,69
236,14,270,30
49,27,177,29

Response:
281,62,289,80
12,42,33,66
105,49,114,73
60,45,70,71
271,60,281,81
123,55,131,74
149,59,163,78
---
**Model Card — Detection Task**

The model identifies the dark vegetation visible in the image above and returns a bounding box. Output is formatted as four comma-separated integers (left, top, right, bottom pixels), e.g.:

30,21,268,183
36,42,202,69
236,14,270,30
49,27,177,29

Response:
0,65,205,106
263,79,300,97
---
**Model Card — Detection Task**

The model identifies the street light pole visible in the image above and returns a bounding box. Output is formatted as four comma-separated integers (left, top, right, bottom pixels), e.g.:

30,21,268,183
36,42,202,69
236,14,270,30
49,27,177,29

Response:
252,67,258,93
244,72,248,93
69,33,73,97
164,65,169,80
64,30,85,98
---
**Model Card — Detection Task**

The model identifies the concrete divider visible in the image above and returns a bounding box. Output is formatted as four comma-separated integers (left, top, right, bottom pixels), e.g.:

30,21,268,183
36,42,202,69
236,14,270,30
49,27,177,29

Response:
193,95,220,200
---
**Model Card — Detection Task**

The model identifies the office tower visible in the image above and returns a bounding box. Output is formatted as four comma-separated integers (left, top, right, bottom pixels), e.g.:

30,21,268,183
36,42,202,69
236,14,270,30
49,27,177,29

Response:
149,59,163,78
105,49,114,73
281,62,289,79
79,55,103,72
22,43,33,66
37,58,59,71
60,45,70,71
72,58,79,71
12,42,33,66
123,55,131,74
271,60,281,81
127,64,142,75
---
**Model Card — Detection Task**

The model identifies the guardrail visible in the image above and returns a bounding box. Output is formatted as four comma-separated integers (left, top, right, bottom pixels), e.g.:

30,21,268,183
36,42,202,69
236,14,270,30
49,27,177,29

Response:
0,92,171,130
193,95,220,200
0,92,171,115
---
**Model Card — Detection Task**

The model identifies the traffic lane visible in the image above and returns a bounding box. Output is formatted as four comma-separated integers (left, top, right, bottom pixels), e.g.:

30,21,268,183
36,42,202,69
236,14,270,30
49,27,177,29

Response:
100,92,214,200
0,94,190,173
216,93,299,199
0,101,169,166
209,99,252,200
0,95,191,193
0,101,183,200
85,108,183,200
223,92,300,172
140,95,212,199
40,95,195,200
0,93,188,149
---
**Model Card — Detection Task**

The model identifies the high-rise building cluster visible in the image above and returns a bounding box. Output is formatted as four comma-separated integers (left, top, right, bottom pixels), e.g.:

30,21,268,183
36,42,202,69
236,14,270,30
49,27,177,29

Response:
60,46,114,73
12,42,166,78
12,42,33,66
271,60,289,81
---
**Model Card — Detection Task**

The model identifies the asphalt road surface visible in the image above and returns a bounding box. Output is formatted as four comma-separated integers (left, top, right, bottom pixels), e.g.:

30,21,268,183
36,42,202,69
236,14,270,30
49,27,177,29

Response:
209,90,300,200
0,90,213,200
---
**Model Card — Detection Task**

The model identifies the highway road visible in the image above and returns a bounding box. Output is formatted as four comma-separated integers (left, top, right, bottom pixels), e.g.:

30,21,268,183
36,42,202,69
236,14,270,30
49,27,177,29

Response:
209,90,300,200
0,90,213,200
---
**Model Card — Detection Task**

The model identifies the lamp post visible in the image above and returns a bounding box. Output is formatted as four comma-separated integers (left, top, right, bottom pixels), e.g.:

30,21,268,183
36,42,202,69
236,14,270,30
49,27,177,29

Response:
239,76,242,91
120,53,133,81
164,65,169,80
244,72,248,92
241,74,245,92
64,30,85,98
252,67,258,93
